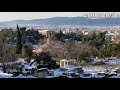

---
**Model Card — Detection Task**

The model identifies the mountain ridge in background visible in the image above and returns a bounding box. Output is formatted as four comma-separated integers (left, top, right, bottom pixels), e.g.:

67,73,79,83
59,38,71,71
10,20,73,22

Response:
0,17,120,27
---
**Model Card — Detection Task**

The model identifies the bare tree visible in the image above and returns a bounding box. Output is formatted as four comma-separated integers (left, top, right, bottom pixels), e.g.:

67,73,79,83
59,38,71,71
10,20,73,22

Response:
63,38,76,60
0,32,17,72
75,44,94,64
63,40,94,65
44,40,65,61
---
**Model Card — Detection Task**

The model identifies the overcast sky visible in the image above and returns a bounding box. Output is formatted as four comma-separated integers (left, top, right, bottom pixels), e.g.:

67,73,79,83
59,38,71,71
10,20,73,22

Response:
0,12,119,22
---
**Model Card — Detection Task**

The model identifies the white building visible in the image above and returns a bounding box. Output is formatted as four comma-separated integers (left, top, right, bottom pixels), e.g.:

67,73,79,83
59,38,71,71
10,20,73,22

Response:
60,59,76,68
105,31,120,43
82,31,89,35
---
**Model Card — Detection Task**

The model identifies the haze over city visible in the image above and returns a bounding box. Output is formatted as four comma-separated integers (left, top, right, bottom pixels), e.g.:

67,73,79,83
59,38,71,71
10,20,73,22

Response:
0,12,120,22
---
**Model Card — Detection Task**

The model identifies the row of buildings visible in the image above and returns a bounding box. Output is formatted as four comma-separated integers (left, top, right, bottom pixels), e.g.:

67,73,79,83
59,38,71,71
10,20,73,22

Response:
82,30,120,44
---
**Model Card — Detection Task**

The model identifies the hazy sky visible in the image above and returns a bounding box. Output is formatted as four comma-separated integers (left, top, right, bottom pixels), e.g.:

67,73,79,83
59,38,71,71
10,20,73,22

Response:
0,12,119,22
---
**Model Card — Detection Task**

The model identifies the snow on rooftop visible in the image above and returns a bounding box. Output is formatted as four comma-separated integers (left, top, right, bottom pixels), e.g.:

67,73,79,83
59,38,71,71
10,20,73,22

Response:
39,30,49,32
60,59,76,61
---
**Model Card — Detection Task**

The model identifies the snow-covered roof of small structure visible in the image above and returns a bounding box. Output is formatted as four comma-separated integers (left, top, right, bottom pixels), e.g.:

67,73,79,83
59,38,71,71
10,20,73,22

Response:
39,30,49,32
37,68,48,71
60,59,76,62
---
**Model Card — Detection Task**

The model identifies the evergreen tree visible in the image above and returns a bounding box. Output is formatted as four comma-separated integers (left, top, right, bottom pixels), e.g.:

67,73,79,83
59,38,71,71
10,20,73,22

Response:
16,25,22,54
55,29,64,41
22,43,33,63
20,27,26,44
34,52,57,69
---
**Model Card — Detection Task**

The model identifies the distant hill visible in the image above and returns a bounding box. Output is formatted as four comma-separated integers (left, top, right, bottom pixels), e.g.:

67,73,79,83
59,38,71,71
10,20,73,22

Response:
1,17,120,27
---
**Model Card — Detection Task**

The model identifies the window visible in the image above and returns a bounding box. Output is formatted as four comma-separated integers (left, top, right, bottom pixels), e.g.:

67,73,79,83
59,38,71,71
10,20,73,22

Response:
68,61,74,65
50,33,51,37
65,62,67,65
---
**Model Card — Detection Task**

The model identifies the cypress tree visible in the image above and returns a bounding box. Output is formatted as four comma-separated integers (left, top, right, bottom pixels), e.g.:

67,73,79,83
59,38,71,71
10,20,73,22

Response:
22,43,33,63
16,25,22,54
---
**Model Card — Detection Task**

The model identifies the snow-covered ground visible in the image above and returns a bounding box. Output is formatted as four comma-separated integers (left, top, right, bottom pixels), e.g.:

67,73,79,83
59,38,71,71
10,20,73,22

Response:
13,74,36,78
104,59,120,65
83,68,105,74
0,71,13,78
45,64,120,78
0,70,36,78
80,67,105,78
1,58,120,78
0,59,38,78
53,69,63,77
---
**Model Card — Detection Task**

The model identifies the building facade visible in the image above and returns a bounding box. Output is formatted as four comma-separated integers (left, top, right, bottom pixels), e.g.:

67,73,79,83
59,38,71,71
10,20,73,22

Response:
38,30,55,38
105,31,120,44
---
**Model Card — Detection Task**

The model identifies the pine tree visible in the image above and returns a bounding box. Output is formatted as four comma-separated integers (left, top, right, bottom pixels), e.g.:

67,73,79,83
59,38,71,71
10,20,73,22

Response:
34,52,57,69
16,25,22,54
